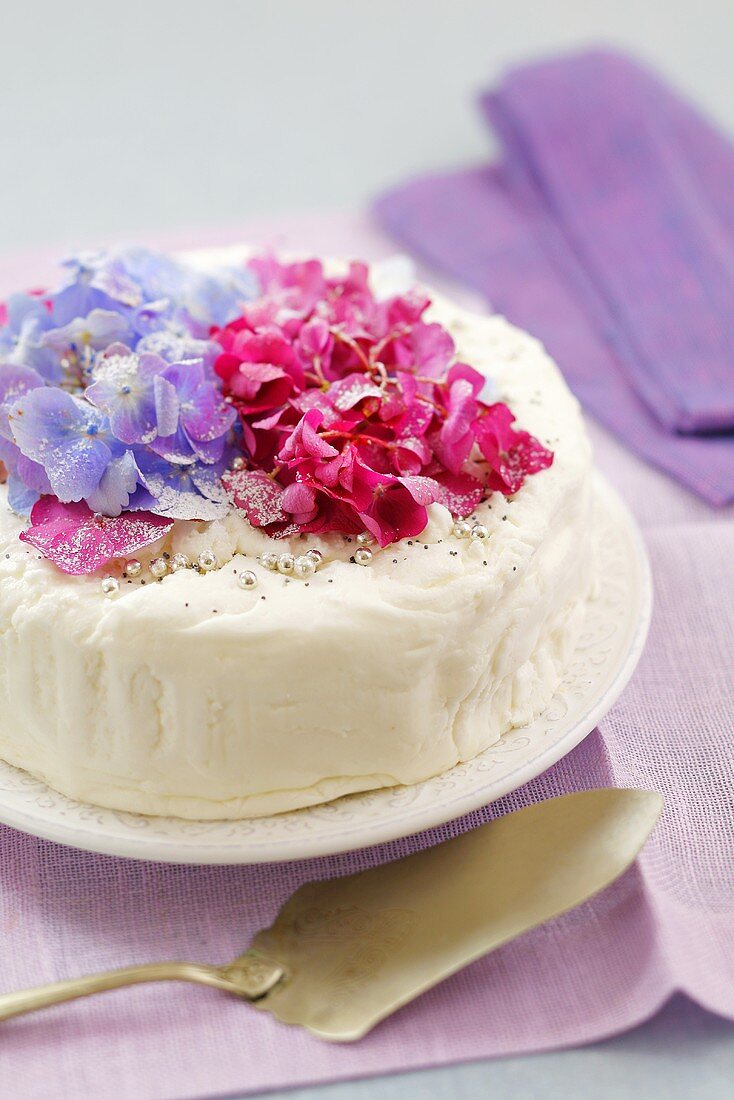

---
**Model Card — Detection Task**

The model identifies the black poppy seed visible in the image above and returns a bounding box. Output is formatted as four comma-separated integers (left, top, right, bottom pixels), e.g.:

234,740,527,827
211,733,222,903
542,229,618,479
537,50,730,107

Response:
328,579,333,583
185,601,189,607
393,558,398,564
260,595,266,600
483,560,487,566
212,609,218,614
349,555,355,563
502,515,507,521
407,540,413,545
513,566,517,571
423,545,428,550
162,552,170,560
304,582,309,587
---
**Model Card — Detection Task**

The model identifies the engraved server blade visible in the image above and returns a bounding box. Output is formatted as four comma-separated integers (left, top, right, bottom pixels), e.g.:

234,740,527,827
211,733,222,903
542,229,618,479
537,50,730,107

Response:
250,788,662,1041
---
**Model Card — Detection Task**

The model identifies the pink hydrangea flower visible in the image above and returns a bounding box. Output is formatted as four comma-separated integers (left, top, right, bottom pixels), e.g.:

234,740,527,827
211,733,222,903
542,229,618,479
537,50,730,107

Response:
20,496,174,575
212,257,553,546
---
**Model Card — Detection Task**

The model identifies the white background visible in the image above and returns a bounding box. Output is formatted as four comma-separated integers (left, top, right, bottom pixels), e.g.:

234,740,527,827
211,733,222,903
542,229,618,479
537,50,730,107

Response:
1,0,733,252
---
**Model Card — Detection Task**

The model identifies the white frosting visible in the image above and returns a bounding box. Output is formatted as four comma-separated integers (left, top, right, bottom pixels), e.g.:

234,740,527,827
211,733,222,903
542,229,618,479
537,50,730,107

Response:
0,262,595,819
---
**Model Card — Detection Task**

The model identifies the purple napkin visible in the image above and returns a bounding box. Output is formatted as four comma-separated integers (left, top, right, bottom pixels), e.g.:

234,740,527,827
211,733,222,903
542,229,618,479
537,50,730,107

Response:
375,50,734,505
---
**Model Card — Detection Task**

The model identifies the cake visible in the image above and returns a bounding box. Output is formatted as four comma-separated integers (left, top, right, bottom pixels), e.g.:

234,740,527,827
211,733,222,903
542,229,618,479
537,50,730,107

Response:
0,246,595,819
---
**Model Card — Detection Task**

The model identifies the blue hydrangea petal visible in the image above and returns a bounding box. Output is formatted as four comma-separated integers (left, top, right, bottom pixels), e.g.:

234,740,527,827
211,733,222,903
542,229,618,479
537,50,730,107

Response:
7,477,40,516
6,294,51,333
187,434,226,464
41,309,132,354
86,347,169,445
190,461,230,503
147,426,195,465
85,450,140,516
16,453,53,495
137,329,220,368
182,380,236,443
153,374,180,438
134,452,229,520
1,296,60,379
8,388,112,501
159,360,235,457
0,364,45,441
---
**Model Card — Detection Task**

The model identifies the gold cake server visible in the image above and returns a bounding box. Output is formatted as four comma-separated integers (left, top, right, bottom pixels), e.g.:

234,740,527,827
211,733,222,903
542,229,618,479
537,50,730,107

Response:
0,788,661,1039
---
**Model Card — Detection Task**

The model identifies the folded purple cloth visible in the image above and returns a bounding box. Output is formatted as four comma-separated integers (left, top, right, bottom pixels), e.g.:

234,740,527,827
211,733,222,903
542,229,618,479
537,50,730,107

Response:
375,50,734,505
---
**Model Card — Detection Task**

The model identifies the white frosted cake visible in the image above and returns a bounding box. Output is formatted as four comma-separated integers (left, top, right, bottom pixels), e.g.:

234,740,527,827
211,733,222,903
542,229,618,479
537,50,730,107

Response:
0,247,595,819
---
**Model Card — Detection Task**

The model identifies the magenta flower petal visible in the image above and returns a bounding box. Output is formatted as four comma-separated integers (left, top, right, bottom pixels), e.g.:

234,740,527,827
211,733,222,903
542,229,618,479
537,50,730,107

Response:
281,480,318,522
430,471,485,517
20,496,173,575
222,467,290,528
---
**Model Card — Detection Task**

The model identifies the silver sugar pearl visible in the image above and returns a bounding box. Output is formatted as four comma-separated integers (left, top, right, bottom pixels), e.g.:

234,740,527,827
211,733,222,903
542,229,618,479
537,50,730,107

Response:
237,569,258,589
354,547,373,566
356,532,375,546
101,576,119,597
260,551,279,571
277,552,296,575
305,548,323,568
125,558,142,578
150,557,168,578
169,553,190,572
453,519,472,538
294,554,316,579
471,523,489,540
198,549,217,572
231,455,246,470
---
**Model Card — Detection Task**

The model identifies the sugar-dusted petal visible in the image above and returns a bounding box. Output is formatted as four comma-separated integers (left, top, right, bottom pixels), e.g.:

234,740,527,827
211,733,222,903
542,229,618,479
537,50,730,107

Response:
20,496,173,575
430,470,485,517
8,387,113,502
329,373,383,412
85,451,140,516
181,381,236,443
153,374,180,438
222,467,290,527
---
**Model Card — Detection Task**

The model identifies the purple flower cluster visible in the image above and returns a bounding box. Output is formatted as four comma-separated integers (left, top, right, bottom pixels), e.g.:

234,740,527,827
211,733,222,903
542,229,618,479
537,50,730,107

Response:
0,248,256,519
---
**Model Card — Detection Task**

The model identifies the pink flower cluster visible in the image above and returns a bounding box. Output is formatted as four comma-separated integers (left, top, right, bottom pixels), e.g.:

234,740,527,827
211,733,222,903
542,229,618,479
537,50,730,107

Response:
215,257,553,546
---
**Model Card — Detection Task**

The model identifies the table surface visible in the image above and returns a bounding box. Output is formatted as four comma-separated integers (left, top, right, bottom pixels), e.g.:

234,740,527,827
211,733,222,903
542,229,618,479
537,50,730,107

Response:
2,3,734,1097
243,996,733,1100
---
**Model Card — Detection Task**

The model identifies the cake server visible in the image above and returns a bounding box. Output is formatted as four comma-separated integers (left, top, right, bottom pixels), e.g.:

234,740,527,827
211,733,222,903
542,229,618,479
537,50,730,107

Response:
0,788,661,1038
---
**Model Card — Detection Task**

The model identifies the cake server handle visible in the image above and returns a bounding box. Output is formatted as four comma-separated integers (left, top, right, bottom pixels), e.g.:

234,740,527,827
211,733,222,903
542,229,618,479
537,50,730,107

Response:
0,950,285,1022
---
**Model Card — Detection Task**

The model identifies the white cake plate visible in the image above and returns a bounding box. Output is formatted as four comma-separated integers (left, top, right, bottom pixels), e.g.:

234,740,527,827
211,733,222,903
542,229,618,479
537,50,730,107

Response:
0,473,650,864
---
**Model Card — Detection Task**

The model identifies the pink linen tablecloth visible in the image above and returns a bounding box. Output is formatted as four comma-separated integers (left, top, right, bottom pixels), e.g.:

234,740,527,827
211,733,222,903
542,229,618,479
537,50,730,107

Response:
0,214,732,1100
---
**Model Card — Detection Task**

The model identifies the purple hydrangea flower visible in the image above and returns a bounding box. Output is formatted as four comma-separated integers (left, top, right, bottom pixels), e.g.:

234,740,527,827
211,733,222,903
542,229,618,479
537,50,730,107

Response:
85,450,140,516
132,452,230,521
41,309,132,357
182,265,259,331
136,328,220,369
0,294,59,379
85,344,178,445
8,387,120,502
1,246,258,524
52,250,145,325
0,363,49,512
149,360,236,464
